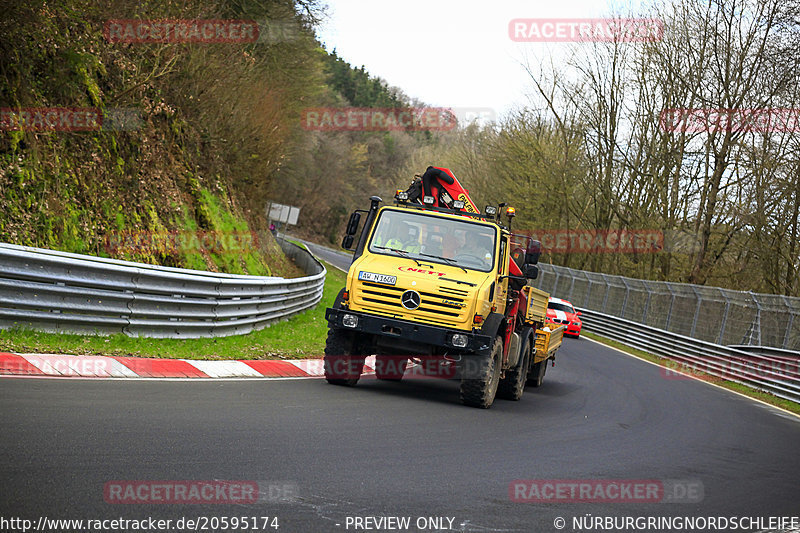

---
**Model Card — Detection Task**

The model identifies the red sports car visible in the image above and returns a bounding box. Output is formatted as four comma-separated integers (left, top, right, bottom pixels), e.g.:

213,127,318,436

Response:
546,297,582,337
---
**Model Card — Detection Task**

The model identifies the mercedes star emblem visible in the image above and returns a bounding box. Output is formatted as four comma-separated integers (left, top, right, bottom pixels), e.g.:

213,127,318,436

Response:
401,290,421,310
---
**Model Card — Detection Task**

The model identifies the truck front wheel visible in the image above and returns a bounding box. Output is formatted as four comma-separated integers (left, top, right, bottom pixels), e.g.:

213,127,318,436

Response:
323,328,365,386
459,336,503,408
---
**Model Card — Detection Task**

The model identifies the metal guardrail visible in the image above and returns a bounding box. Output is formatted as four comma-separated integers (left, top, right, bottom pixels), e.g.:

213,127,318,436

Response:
579,308,800,403
533,263,799,351
531,262,799,402
727,345,800,358
0,238,325,339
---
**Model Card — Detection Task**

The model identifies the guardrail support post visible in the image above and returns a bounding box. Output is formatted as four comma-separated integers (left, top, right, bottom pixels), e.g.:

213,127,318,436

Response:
665,284,675,331
584,271,592,309
689,286,702,338
642,283,652,323
553,268,561,296
620,278,630,318
741,291,762,346
600,274,611,314
534,263,550,290
785,313,795,350
717,288,731,345
781,296,794,350
568,269,576,301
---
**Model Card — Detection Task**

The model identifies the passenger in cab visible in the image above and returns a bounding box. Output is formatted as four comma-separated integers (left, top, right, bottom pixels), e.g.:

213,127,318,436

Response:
385,223,421,253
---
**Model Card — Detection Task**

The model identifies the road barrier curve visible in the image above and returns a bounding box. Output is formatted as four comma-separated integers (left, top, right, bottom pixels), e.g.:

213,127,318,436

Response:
0,238,325,339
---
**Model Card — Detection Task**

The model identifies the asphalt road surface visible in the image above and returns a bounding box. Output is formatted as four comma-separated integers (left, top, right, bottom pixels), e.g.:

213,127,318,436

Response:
2,241,798,532
296,238,353,272
2,339,799,533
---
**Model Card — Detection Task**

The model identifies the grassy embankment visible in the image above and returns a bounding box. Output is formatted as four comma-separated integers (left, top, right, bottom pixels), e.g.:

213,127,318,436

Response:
0,253,345,360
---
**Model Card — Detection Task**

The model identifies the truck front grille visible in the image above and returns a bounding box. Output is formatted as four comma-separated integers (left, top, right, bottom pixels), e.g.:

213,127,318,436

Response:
355,281,470,326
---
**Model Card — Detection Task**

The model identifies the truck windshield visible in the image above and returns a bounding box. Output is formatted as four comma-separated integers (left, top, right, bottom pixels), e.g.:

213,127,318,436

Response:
368,209,497,272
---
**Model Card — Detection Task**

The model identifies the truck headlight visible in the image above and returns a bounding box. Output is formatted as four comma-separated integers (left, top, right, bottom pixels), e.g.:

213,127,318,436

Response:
342,314,359,328
451,334,469,348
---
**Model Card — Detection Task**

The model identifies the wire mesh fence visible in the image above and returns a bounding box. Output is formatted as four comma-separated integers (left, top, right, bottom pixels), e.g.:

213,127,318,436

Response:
533,263,800,352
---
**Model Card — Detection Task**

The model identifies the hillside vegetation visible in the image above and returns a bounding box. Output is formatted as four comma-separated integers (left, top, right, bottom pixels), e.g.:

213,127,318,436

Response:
0,0,422,275
2,0,798,296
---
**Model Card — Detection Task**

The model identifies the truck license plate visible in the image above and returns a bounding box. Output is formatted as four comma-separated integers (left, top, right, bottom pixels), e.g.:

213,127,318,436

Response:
358,271,397,285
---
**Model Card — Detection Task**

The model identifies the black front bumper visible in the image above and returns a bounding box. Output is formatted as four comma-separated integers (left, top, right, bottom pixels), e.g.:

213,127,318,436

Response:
325,308,492,356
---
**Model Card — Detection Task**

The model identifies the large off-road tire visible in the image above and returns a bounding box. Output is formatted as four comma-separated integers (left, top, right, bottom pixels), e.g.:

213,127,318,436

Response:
459,336,503,408
323,328,365,386
527,357,548,388
497,336,531,401
375,354,408,381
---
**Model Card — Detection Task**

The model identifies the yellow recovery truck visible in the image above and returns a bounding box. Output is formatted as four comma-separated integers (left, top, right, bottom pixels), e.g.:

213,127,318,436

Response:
324,166,564,408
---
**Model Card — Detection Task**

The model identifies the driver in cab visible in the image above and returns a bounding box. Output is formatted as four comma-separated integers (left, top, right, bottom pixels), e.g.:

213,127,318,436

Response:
452,229,493,268
384,223,421,253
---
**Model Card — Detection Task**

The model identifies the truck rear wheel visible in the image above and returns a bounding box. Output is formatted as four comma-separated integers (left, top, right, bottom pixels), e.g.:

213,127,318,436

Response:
323,328,365,386
459,336,502,408
527,358,548,387
498,336,531,401
375,355,408,381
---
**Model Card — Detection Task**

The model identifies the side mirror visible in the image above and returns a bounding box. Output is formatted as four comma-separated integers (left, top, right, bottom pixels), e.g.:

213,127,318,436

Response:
345,211,361,236
526,240,541,265
341,234,355,250
510,248,525,268
576,311,582,316
523,264,539,280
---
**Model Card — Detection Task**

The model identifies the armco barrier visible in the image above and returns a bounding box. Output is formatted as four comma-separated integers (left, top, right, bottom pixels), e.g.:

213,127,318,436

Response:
533,263,799,351
0,238,325,338
532,262,799,403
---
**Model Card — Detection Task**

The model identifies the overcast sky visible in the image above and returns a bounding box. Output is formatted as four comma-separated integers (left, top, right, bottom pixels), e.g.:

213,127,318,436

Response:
315,0,651,122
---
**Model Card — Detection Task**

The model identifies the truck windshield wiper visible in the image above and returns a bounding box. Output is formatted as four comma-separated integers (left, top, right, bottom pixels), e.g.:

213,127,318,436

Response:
418,252,468,273
374,246,424,267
